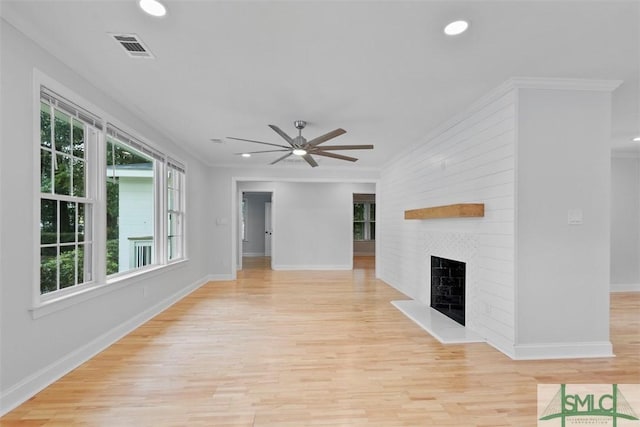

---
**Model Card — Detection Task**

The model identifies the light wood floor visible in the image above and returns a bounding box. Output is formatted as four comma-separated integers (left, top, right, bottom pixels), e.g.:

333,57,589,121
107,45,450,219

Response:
2,257,639,426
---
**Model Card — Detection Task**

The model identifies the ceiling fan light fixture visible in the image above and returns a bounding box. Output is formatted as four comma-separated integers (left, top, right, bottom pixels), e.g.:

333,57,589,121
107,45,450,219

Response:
444,20,469,36
227,121,371,167
139,0,167,17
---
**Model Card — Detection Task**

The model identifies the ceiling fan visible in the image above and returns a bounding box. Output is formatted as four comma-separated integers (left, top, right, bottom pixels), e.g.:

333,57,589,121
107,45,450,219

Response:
227,120,373,167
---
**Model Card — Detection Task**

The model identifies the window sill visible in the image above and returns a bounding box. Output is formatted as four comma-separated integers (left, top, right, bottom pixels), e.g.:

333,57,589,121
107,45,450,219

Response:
30,258,189,319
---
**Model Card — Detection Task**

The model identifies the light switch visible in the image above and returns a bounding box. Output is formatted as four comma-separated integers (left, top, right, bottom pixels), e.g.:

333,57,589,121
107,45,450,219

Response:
567,209,583,225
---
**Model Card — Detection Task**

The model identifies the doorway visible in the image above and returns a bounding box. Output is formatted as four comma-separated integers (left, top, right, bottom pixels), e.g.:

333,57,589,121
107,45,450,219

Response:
240,191,273,268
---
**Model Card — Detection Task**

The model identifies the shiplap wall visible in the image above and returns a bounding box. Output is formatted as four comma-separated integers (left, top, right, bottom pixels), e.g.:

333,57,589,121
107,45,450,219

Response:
378,87,517,353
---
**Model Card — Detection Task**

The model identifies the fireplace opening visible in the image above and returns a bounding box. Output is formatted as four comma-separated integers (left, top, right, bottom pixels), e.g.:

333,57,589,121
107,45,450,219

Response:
431,256,466,326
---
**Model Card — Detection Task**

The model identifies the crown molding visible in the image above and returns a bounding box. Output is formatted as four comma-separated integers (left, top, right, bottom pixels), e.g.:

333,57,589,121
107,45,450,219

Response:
612,150,640,159
506,77,623,92
383,77,624,170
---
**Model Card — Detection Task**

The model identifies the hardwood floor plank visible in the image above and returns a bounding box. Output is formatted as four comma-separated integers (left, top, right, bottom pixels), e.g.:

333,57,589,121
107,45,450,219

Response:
1,256,638,426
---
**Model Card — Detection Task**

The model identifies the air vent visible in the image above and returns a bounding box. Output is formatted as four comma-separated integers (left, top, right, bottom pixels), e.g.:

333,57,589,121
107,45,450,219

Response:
109,33,155,59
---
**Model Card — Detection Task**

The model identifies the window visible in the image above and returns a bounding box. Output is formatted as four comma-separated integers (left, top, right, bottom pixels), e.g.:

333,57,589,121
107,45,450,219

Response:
131,238,153,268
37,83,187,301
39,89,100,296
167,160,186,261
353,195,375,241
105,130,158,276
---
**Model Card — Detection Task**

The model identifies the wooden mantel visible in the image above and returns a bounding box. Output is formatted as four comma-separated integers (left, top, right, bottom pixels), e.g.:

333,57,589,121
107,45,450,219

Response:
404,203,484,220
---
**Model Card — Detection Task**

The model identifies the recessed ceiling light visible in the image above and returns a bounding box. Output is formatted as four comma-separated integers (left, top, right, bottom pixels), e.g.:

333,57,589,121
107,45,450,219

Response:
444,20,469,36
292,148,307,156
139,0,166,17
241,153,251,158
632,136,640,142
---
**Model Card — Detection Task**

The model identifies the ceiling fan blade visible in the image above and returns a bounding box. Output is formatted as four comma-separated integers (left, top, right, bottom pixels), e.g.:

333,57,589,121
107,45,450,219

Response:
312,145,373,151
270,152,293,165
235,149,291,155
312,151,358,162
268,125,295,146
302,154,319,168
226,137,290,149
307,128,347,148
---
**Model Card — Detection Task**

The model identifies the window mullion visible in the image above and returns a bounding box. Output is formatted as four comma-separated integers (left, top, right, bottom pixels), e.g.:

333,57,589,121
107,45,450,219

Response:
157,159,167,265
75,202,80,286
40,193,93,204
55,199,60,292
364,203,370,241
50,104,58,189
69,122,74,197
93,127,107,285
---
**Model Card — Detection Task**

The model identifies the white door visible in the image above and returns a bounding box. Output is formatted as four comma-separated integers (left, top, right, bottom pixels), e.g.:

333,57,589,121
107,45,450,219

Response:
264,202,272,256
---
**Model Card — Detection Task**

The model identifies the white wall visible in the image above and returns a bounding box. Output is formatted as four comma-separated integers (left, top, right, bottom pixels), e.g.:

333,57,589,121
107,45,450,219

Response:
209,167,379,279
272,182,352,269
378,78,618,359
242,192,271,256
378,85,517,355
354,240,375,256
0,20,213,414
610,155,640,288
235,180,378,270
515,87,614,358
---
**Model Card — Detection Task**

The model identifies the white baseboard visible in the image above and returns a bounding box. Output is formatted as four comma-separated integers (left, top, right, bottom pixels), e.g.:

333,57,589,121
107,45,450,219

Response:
378,276,616,361
481,329,517,360
512,341,614,360
272,264,352,271
0,275,211,417
207,273,235,281
611,283,640,292
376,274,412,299
242,252,265,257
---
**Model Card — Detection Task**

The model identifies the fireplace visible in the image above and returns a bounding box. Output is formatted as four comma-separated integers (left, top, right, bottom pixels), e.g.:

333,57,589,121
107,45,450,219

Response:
431,256,466,326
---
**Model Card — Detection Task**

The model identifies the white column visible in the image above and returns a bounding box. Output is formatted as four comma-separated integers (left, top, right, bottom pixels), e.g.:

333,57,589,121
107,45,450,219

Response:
513,78,621,359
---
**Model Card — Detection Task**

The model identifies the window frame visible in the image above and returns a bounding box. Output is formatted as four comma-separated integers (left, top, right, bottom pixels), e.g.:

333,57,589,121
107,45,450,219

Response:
167,160,186,263
38,90,101,302
105,132,160,279
33,74,188,313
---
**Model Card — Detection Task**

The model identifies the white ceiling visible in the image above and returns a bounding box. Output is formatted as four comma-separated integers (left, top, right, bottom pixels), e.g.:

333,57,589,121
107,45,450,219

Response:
2,0,639,168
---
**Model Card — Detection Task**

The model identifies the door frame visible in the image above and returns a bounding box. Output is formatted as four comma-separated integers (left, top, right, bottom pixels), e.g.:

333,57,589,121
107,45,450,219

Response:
264,201,272,257
231,178,379,279
235,184,275,272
